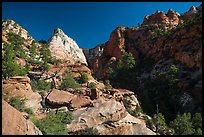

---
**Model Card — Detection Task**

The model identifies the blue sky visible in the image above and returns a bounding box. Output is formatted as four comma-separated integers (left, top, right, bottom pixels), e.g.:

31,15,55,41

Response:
2,2,202,49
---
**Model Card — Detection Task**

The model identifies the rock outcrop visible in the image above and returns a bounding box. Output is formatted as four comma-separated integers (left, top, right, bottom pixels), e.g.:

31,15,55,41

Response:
2,76,42,113
95,113,155,135
142,9,180,25
2,100,42,135
48,28,87,65
67,97,155,135
42,64,95,88
67,98,128,132
109,88,140,111
2,19,34,44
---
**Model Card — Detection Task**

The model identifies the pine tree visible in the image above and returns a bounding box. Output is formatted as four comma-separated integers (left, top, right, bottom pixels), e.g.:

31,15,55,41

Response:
192,113,202,135
39,43,52,71
169,113,194,135
2,42,27,79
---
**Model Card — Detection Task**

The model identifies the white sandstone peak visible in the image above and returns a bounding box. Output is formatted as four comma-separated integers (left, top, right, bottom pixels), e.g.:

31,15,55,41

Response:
48,28,87,65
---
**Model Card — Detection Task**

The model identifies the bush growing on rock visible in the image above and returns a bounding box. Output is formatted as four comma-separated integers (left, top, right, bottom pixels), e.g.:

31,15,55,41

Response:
32,111,73,135
9,97,25,112
89,82,97,89
59,71,81,90
127,105,143,117
72,127,99,135
24,107,34,116
31,79,51,92
78,72,89,84
49,57,62,66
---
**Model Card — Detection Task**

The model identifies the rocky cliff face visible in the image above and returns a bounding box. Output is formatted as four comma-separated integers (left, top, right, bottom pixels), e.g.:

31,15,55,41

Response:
84,4,202,119
86,4,202,79
48,28,87,65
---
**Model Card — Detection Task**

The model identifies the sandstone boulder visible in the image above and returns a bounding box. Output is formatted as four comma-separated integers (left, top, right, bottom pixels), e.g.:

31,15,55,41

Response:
45,89,92,109
70,95,92,109
2,100,42,135
67,98,128,132
45,89,75,107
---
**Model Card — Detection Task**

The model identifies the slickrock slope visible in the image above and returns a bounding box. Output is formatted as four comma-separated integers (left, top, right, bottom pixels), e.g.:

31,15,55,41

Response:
2,100,42,135
48,28,87,65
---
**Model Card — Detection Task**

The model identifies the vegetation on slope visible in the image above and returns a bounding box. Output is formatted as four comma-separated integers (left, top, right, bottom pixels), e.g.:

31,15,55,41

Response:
32,111,74,135
107,51,202,135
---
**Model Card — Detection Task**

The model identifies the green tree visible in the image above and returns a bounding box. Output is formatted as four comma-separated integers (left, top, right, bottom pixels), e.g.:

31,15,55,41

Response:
195,128,202,135
169,113,194,135
39,43,52,71
153,113,167,131
38,40,47,44
108,52,136,88
117,52,135,70
192,113,202,135
13,43,26,59
29,43,37,61
2,42,27,79
7,32,26,59
139,64,181,122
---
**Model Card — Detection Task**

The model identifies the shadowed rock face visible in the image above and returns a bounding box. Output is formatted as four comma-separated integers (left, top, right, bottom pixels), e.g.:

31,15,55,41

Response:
48,28,87,65
2,100,42,135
